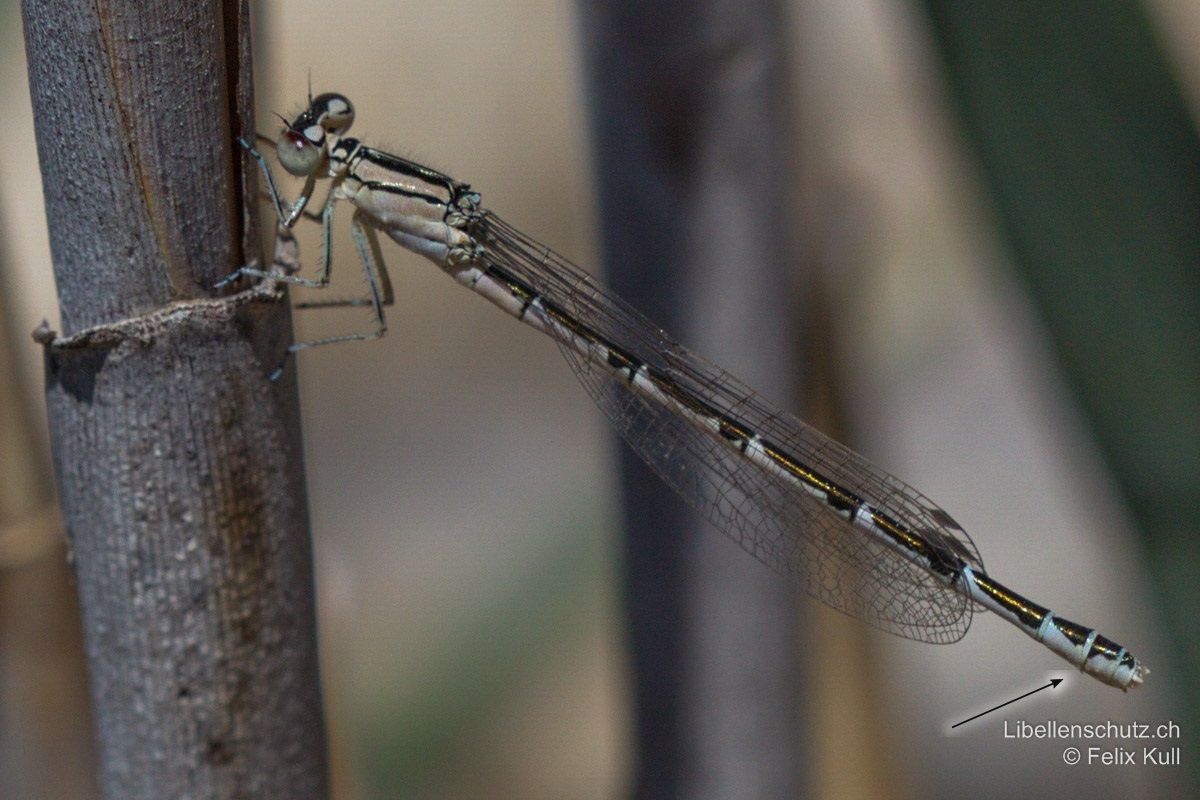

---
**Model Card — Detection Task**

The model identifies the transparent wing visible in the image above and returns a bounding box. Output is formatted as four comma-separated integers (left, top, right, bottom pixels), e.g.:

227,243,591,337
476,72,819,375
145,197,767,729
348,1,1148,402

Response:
480,213,984,643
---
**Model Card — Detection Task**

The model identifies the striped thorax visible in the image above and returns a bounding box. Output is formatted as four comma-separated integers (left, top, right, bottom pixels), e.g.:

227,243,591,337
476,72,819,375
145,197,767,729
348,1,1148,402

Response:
276,92,482,268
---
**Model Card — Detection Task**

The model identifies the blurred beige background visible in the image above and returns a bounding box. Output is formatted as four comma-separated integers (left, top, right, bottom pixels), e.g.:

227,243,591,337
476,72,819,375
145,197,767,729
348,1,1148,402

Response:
1,1,1192,798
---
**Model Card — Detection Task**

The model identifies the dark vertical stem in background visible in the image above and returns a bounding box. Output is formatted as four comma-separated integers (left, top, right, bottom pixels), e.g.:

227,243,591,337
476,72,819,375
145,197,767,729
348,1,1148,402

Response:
21,1,329,797
578,2,808,797
918,1,1200,784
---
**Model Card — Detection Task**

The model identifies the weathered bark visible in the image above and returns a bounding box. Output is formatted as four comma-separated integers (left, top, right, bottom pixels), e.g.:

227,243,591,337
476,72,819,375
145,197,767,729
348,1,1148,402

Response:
21,1,329,797
578,2,809,797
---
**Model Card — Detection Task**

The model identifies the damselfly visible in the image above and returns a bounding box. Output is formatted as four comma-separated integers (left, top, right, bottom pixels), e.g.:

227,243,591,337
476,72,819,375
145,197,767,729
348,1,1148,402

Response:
219,92,1147,691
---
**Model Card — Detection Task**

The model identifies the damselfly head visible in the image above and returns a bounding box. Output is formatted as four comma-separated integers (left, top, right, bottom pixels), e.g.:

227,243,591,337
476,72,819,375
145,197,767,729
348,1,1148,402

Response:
276,125,323,177
275,92,355,177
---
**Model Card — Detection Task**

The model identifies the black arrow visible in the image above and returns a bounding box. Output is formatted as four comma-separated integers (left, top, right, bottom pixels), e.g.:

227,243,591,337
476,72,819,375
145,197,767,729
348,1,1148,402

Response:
951,678,1063,729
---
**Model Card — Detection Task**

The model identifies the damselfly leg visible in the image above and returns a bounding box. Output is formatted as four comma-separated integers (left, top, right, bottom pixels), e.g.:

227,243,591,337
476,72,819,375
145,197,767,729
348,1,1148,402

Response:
218,134,397,379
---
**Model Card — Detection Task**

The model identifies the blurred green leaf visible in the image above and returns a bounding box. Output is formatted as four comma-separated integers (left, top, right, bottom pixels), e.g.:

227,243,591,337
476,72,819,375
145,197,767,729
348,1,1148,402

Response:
920,0,1199,785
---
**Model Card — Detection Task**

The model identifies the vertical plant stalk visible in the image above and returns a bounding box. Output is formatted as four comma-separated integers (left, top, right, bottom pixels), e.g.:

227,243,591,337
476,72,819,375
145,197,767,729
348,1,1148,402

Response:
578,1,808,797
21,1,329,797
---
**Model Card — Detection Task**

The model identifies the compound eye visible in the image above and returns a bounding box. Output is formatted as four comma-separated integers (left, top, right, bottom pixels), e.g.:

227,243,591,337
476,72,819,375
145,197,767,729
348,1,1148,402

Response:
312,92,355,134
276,128,322,176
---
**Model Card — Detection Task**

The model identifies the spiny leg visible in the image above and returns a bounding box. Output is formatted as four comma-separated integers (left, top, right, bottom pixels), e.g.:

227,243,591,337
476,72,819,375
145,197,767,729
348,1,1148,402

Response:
219,191,339,291
252,133,333,224
220,135,395,379
244,135,316,227
292,211,392,330
268,211,394,380
295,211,395,310
214,136,323,289
253,134,328,224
